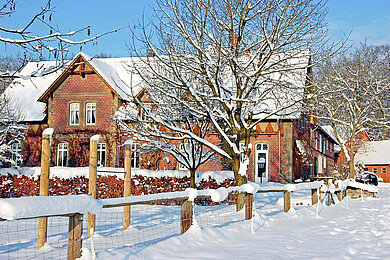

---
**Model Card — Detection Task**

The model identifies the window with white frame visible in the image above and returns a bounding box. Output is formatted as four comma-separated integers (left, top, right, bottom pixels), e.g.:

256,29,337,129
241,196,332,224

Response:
85,102,97,125
323,155,327,169
239,143,246,162
140,104,152,121
69,103,80,125
97,142,106,167
178,142,190,170
10,141,22,165
131,143,141,168
57,142,68,166
317,155,323,174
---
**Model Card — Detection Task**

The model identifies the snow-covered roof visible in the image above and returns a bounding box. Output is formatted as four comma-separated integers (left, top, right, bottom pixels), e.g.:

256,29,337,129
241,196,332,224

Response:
319,125,339,145
3,61,65,121
355,140,390,166
248,52,310,120
82,53,145,100
3,53,146,121
3,51,310,122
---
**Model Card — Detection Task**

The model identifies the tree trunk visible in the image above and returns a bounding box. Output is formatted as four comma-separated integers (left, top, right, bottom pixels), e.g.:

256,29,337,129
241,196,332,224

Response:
349,159,356,179
190,168,196,188
349,136,356,179
232,155,247,211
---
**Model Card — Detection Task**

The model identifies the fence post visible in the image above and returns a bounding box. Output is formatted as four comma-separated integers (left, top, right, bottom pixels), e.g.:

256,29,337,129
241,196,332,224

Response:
311,188,318,205
284,191,291,213
67,213,83,260
337,189,344,201
88,135,99,238
181,200,193,234
245,193,254,220
124,140,132,230
38,128,53,249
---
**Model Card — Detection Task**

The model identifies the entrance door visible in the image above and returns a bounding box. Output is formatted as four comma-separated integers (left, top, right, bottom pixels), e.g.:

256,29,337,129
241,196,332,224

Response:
255,143,269,183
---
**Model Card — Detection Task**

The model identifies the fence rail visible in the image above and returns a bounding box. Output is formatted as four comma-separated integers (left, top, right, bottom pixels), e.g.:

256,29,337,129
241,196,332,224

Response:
0,179,378,260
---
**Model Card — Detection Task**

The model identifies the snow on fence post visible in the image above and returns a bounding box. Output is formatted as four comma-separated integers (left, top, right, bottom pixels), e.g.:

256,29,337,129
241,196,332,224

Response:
284,191,291,213
123,140,132,230
38,128,53,249
311,188,319,205
245,194,254,220
88,135,99,238
67,213,83,260
180,200,193,234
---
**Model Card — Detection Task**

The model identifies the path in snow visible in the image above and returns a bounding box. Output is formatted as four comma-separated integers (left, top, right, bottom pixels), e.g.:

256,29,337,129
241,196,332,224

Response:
125,183,390,259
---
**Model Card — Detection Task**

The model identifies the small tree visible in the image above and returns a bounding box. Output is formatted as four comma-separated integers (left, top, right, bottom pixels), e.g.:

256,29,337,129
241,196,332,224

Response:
312,43,390,178
0,93,25,166
115,100,216,188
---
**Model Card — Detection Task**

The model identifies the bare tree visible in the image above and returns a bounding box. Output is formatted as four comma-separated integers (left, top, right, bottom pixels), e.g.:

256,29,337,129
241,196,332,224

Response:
0,55,22,93
122,0,337,209
0,93,25,167
115,101,216,188
312,43,390,178
0,0,122,81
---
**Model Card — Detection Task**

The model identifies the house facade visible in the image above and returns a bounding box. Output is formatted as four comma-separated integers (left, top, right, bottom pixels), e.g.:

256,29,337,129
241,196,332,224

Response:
355,140,390,182
4,53,337,183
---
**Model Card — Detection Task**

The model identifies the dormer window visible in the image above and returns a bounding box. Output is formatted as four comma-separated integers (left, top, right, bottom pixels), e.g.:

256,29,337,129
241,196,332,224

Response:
69,103,80,125
86,102,97,125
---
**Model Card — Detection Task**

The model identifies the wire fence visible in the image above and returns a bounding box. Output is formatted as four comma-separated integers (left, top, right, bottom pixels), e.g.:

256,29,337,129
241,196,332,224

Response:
0,196,240,259
0,216,69,260
0,180,377,260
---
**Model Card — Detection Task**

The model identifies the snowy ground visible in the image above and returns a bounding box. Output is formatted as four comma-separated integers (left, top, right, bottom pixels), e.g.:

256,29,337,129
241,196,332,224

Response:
1,178,389,259
122,183,390,260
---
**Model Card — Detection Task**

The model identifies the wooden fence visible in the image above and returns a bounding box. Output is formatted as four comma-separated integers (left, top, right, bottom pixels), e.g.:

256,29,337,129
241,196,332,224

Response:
0,130,379,259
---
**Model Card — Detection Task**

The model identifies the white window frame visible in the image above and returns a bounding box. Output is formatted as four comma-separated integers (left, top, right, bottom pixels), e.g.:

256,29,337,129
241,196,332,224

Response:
10,140,22,165
57,142,68,167
131,143,141,169
85,102,97,125
178,142,190,170
317,155,323,174
69,103,80,125
140,104,152,121
323,155,326,169
97,142,106,167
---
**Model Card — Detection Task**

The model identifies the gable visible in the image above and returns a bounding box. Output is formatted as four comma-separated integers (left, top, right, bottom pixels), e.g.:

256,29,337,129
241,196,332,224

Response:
38,54,127,103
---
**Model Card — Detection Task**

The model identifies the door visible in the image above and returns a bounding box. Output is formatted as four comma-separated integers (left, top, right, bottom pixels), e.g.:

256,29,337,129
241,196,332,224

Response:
255,143,269,183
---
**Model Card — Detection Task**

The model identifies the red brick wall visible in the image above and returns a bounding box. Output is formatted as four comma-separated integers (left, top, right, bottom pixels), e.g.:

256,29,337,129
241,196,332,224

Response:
49,72,115,132
366,165,390,182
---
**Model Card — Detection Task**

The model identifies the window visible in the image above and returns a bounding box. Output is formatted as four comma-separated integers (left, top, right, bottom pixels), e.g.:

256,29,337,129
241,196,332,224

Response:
373,168,378,174
317,156,323,174
57,142,68,166
140,104,152,121
97,142,106,167
10,141,22,165
85,102,97,125
69,103,80,125
131,143,141,168
178,143,191,170
382,168,387,174
319,135,322,153
323,156,327,169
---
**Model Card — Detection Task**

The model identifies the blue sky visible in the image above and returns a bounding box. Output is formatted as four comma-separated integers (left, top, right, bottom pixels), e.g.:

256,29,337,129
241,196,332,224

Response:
1,0,389,58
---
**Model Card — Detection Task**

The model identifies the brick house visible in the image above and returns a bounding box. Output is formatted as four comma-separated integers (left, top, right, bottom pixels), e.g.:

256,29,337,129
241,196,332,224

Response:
4,53,337,183
355,140,390,182
333,131,371,177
